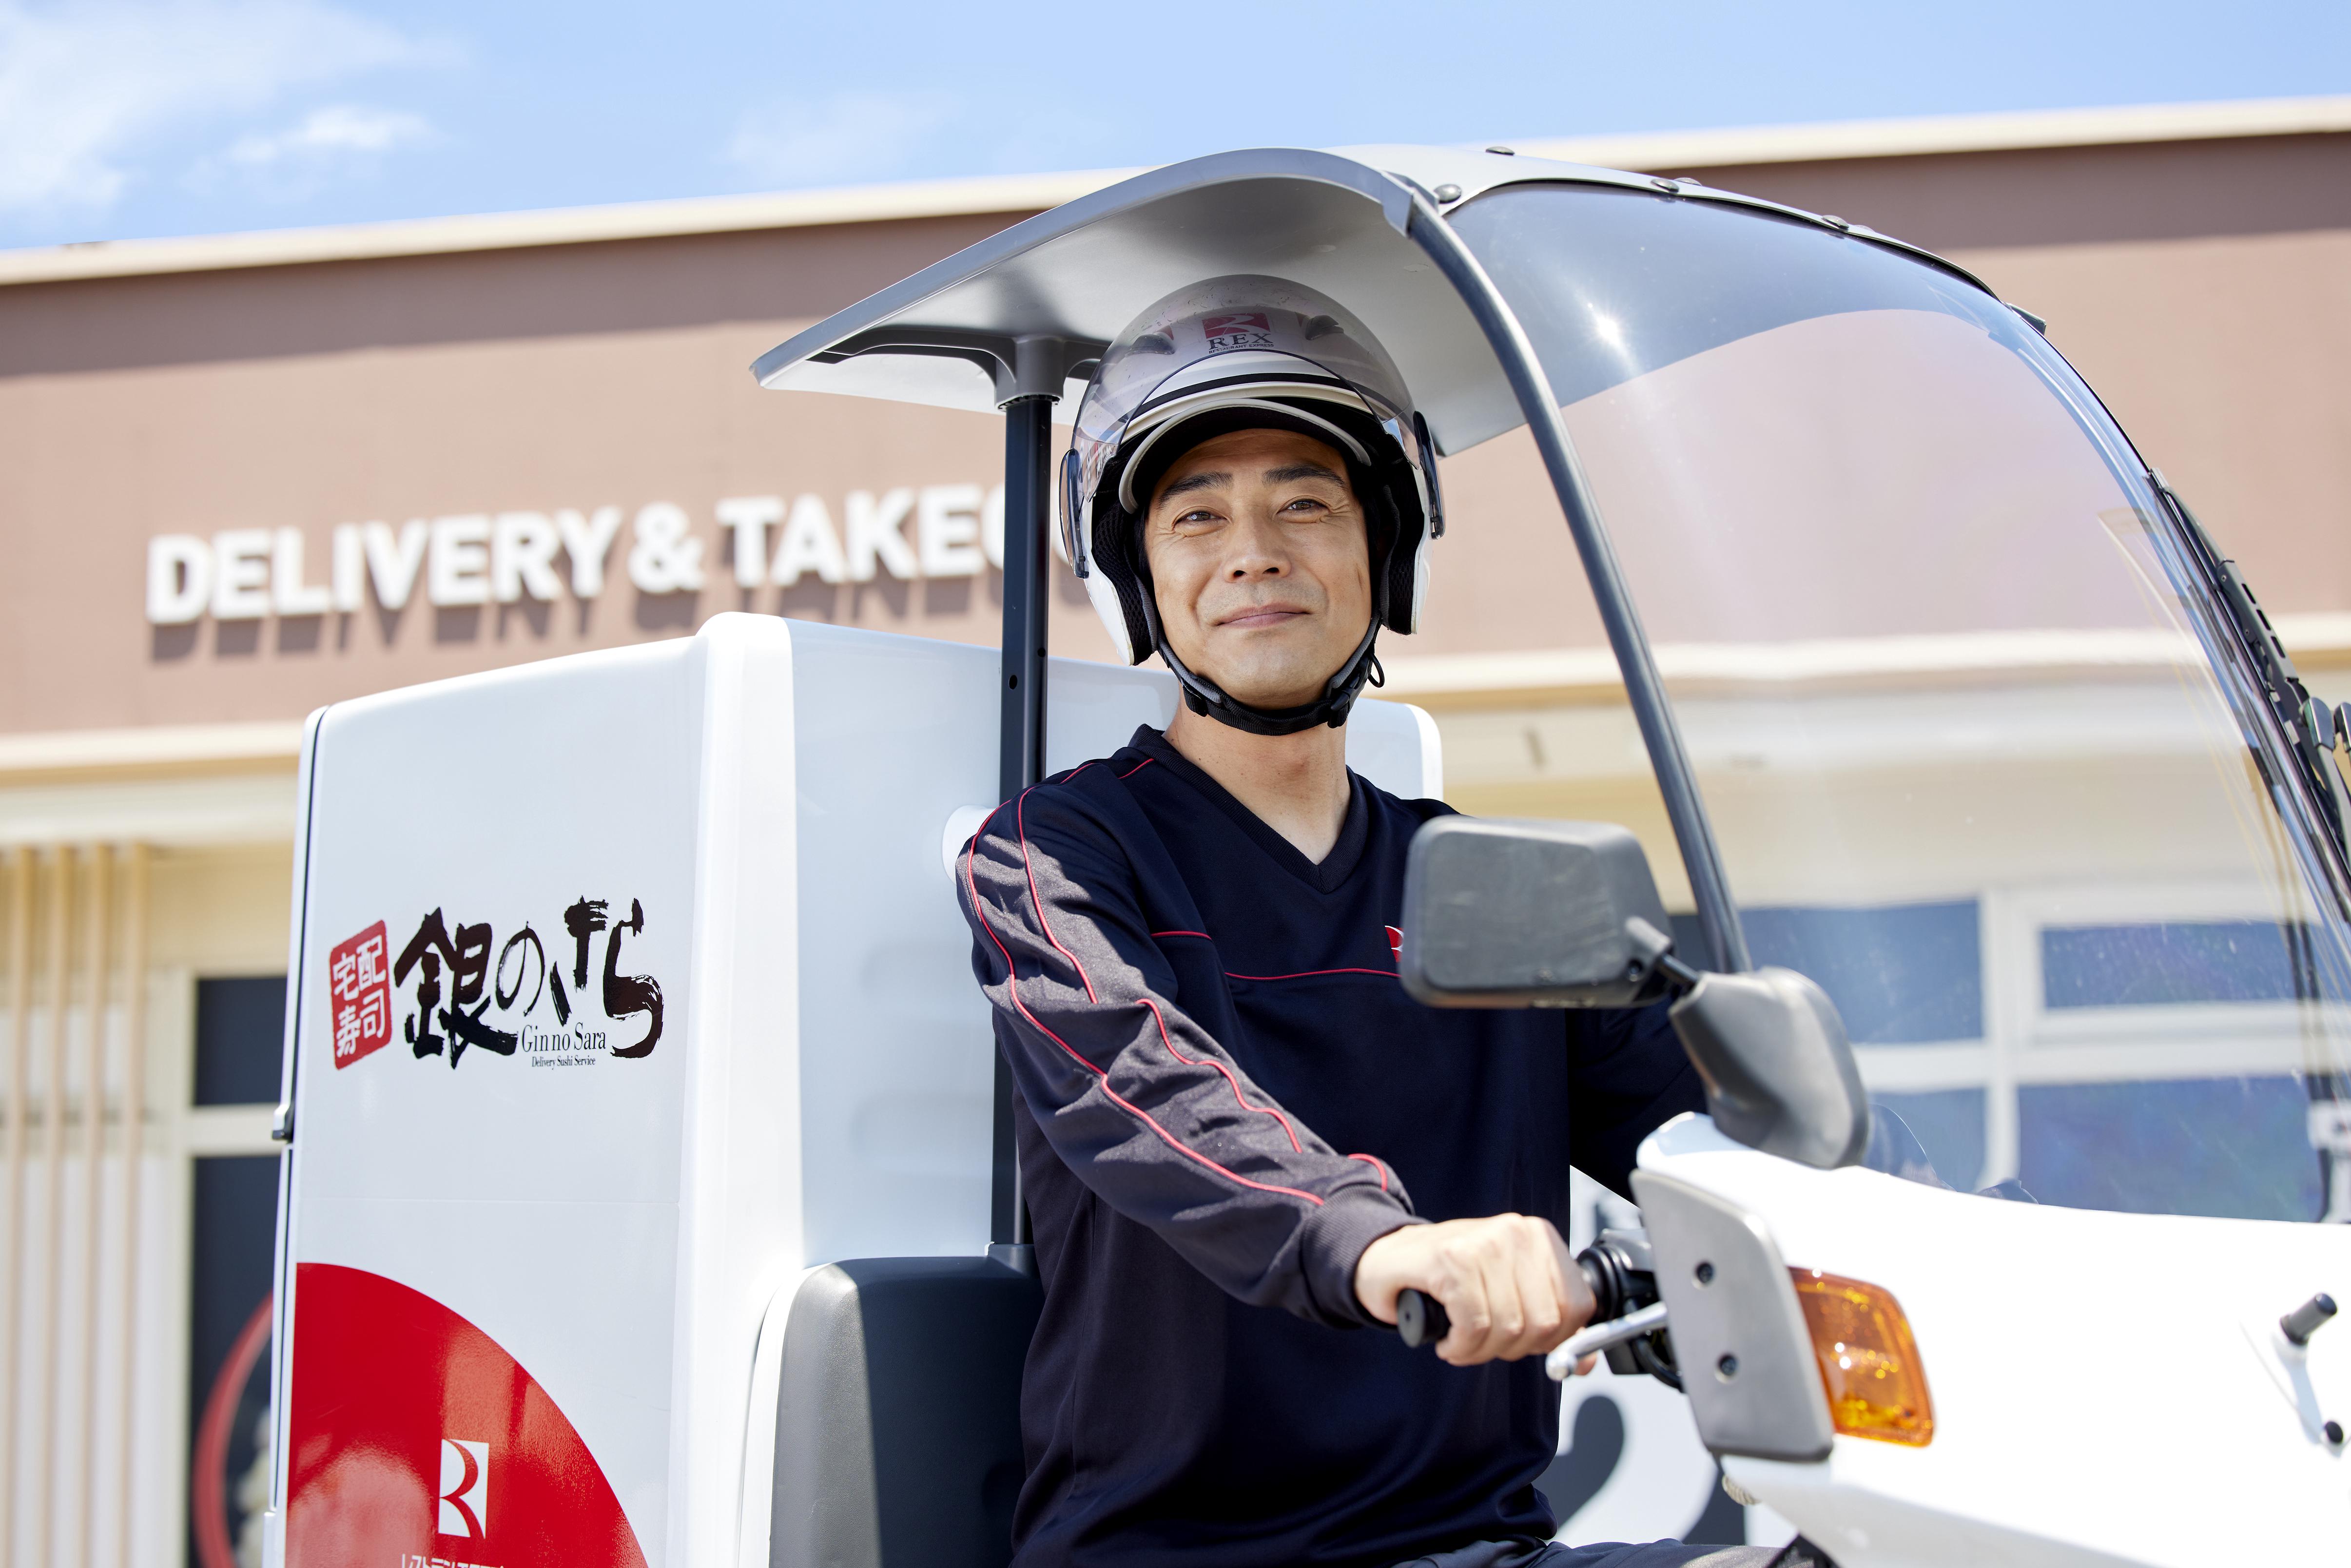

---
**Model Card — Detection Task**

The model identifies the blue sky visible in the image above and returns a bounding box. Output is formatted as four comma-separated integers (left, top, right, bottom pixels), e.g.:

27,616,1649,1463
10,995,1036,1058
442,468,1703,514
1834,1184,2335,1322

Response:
1,0,2345,248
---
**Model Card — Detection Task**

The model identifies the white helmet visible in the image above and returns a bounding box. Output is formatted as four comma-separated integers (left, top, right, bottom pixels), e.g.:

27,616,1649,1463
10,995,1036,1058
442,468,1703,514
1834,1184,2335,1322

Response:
1060,275,1444,734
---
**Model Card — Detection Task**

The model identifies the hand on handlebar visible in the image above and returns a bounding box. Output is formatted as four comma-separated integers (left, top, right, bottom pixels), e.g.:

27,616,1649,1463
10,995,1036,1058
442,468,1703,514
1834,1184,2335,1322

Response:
1355,1215,1601,1369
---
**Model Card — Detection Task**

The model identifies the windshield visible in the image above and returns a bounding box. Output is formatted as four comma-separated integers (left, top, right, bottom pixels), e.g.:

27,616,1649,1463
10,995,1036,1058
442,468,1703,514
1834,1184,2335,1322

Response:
1453,182,2351,1224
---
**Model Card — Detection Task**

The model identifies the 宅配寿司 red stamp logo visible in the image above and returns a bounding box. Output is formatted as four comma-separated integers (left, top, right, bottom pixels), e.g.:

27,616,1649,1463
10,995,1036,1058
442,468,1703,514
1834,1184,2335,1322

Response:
328,921,393,1068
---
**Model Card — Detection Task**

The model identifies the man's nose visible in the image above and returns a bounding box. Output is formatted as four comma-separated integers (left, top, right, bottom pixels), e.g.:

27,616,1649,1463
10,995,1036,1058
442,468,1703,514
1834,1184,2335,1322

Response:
1222,513,1289,579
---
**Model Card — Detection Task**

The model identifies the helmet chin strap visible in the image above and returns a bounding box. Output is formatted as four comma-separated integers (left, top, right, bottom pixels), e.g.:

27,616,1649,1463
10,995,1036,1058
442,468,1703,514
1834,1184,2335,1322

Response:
1142,597,1386,737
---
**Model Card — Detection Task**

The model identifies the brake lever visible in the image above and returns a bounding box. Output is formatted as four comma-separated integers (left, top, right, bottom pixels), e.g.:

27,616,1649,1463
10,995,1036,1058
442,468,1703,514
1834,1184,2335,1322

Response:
1398,1287,1670,1377
1544,1301,1669,1380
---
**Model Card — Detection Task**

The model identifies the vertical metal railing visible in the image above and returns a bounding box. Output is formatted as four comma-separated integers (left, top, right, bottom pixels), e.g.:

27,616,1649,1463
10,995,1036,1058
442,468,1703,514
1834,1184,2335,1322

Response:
2,845,31,1560
115,845,150,1568
75,845,112,1567
34,846,74,1568
1,844,152,1568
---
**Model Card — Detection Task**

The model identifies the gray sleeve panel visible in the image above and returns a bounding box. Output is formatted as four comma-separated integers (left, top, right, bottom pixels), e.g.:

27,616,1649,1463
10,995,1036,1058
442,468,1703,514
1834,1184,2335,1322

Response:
1631,1169,1835,1464
772,1257,1043,1568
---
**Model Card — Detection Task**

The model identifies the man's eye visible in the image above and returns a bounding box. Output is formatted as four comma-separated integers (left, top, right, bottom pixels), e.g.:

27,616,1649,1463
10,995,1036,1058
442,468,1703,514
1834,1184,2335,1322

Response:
1174,510,1218,527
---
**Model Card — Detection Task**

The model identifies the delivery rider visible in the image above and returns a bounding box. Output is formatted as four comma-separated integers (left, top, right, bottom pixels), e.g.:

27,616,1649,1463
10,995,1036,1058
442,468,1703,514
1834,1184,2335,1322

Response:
957,277,1770,1568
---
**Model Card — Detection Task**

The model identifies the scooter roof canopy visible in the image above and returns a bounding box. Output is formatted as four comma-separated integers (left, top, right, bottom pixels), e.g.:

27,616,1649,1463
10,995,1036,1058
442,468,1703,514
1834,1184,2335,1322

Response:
751,145,1996,458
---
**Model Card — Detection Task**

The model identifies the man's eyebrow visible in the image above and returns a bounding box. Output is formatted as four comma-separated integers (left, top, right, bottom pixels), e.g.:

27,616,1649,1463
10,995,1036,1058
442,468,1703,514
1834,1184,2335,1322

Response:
1157,469,1229,502
1263,462,1344,485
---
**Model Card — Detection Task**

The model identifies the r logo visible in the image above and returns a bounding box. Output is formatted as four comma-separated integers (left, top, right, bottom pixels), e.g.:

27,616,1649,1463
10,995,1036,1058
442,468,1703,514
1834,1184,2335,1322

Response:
1385,925,1403,962
437,1438,489,1538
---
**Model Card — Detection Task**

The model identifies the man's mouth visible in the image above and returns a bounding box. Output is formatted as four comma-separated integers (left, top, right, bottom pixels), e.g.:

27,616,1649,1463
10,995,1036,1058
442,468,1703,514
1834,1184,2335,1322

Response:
1217,605,1309,630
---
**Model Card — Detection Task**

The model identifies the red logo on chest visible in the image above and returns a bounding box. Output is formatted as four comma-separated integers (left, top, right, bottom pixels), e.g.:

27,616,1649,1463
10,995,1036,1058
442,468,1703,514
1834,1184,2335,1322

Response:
1384,925,1403,961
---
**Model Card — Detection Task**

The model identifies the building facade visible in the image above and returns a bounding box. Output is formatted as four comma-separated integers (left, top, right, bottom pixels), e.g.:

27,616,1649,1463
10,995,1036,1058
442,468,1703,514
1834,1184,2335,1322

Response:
2,97,2348,1565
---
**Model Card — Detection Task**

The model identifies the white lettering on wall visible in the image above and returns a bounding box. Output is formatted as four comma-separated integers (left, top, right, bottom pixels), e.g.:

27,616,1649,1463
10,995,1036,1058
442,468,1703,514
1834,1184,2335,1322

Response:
492,513,563,602
140,485,1013,624
146,536,211,623
715,496,784,589
362,521,429,610
844,489,918,583
627,503,705,594
916,484,984,578
428,516,493,607
772,495,845,586
272,527,334,615
555,507,624,598
211,530,272,620
332,524,367,612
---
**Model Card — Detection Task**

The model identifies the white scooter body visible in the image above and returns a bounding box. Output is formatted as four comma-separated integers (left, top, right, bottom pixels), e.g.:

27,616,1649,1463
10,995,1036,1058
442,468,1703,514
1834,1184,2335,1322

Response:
1637,1116,2351,1565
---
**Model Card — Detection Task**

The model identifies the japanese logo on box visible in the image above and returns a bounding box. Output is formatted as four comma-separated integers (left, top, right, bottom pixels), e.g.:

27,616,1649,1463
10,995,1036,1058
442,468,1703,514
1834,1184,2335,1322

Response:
329,920,393,1068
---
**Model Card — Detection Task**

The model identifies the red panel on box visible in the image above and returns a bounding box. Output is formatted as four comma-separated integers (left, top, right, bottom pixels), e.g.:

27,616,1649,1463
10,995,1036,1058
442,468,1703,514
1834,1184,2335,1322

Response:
286,1263,646,1568
328,921,393,1068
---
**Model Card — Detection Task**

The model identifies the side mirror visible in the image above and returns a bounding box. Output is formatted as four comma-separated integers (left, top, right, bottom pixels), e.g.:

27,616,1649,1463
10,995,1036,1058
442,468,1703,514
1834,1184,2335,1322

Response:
1669,968,1870,1170
1399,817,1673,1009
1398,817,1870,1171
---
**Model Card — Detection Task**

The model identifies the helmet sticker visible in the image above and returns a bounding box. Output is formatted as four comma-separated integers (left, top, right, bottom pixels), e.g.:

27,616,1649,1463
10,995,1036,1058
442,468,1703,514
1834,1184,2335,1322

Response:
1201,312,1277,353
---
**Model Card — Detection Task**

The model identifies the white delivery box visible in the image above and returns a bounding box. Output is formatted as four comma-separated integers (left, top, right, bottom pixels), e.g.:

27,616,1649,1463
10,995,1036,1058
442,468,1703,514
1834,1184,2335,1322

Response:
267,612,1439,1568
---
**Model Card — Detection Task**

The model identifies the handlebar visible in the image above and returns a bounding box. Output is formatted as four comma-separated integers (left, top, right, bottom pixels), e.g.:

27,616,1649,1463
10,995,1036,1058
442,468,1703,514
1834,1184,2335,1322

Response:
1395,1228,1671,1379
1395,1288,1450,1349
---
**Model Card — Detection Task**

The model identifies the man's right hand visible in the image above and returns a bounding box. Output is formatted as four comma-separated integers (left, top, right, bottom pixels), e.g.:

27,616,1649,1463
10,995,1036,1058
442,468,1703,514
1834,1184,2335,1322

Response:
1354,1215,1597,1368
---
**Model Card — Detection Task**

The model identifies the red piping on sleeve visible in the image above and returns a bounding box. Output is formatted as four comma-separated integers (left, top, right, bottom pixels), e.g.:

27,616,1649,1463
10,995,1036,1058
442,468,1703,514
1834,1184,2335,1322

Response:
1017,782,1099,1004
1012,782,1308,1151
1346,1153,1390,1192
1225,967,1399,982
1150,930,1213,941
967,795,1325,1207
1136,995,1306,1154
1117,756,1155,779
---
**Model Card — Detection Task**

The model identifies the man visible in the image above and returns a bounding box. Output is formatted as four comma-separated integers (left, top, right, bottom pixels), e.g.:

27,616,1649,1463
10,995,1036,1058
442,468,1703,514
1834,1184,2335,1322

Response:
959,279,1769,1568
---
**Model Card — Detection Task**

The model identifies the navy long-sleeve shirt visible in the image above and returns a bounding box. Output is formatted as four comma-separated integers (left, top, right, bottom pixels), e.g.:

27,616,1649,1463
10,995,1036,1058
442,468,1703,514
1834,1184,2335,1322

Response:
957,726,1704,1568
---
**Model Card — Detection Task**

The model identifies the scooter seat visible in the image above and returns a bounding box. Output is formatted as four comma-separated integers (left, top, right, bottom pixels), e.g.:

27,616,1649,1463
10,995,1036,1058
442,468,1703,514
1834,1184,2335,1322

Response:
770,1256,1042,1568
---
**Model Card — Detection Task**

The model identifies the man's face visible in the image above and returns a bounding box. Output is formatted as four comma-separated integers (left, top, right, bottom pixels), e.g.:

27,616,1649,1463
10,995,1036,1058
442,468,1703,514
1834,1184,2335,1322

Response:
1141,426,1372,711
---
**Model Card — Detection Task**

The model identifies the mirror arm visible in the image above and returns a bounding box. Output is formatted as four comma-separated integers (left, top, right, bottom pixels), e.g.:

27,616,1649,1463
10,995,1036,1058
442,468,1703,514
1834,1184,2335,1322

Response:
1656,951,1704,995
1625,915,1703,998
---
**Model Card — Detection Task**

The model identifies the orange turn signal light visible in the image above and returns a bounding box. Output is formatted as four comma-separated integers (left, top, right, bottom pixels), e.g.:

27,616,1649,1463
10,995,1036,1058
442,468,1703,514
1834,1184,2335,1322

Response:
1790,1269,1934,1447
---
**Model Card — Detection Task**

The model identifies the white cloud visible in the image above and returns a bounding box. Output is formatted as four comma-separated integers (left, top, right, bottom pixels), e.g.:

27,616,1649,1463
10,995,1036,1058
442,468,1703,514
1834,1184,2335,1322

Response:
725,91,960,188
0,0,431,215
184,100,435,197
224,102,432,165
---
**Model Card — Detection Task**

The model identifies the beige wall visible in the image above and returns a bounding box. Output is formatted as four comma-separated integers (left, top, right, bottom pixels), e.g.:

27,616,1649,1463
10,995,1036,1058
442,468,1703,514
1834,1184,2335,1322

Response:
0,316,1102,733
1957,228,2351,591
1667,132,2351,606
1,134,2347,741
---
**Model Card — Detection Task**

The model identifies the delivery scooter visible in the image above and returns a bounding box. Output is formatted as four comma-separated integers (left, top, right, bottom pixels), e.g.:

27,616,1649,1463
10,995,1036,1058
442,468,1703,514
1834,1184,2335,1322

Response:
261,145,2351,1568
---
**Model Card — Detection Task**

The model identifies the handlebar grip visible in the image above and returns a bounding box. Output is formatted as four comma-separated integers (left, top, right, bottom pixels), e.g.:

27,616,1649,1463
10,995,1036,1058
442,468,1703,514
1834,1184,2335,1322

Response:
1399,1249,1623,1350
1577,1252,1607,1308
1396,1288,1450,1349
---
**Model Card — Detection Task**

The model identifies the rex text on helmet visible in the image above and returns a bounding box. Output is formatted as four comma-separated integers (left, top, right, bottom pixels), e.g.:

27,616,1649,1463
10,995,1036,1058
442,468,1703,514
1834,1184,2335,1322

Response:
1062,275,1445,736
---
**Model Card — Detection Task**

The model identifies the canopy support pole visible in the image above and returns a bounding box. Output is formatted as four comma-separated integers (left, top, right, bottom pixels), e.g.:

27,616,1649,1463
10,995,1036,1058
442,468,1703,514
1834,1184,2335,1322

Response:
991,387,1056,1253
1406,197,1753,974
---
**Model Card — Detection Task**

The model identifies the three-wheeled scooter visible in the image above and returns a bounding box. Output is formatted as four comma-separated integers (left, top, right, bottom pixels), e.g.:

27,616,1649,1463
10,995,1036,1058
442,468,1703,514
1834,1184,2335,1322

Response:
261,145,2351,1568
